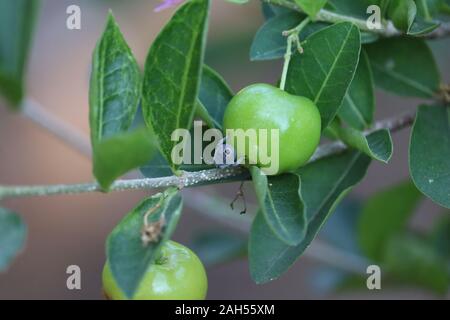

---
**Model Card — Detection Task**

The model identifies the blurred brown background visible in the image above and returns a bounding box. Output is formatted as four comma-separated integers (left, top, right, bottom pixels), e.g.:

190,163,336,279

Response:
0,0,449,299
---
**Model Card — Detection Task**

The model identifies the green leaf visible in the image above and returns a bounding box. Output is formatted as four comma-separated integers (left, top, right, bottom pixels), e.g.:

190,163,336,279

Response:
251,12,301,61
140,151,213,178
190,231,247,267
0,0,39,108
249,151,371,284
409,106,450,208
430,214,450,260
319,198,363,253
107,189,182,298
294,0,328,19
338,50,375,130
358,181,422,262
197,65,233,129
261,2,293,19
329,124,393,163
140,152,173,178
408,16,440,36
0,208,27,271
93,128,156,190
383,233,450,295
142,0,210,171
388,0,417,32
89,13,146,189
195,100,216,129
89,12,141,145
365,38,440,98
286,22,361,130
250,12,328,61
250,167,306,246
294,151,371,237
414,0,443,19
140,123,214,178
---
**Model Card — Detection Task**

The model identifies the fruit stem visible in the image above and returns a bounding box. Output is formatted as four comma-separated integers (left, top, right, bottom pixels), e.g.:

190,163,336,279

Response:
279,18,310,91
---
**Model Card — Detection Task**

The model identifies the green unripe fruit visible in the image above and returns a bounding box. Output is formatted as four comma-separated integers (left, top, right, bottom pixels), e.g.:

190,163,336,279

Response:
223,83,321,174
103,241,208,300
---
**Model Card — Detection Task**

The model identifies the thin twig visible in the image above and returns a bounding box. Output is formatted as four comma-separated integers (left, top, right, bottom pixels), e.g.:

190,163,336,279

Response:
0,166,247,199
262,0,450,39
279,18,310,91
310,110,416,162
0,111,416,200
22,99,92,157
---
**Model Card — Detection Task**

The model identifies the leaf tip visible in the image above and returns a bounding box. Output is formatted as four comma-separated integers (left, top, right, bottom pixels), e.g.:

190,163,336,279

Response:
105,9,120,31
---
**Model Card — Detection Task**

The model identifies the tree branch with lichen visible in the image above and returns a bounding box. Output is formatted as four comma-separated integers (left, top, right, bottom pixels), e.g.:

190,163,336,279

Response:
262,0,450,39
0,110,417,200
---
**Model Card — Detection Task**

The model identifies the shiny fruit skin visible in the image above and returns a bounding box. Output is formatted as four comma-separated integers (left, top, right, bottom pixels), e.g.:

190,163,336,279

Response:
103,241,208,300
223,83,321,174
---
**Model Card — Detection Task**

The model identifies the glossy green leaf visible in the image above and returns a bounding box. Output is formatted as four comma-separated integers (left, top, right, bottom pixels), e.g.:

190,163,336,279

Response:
249,151,371,284
134,105,174,178
286,22,361,130
250,167,306,246
251,12,301,61
142,0,210,171
190,231,247,267
319,198,363,253
409,106,450,208
414,0,442,19
358,181,422,262
0,0,39,108
329,124,393,163
294,0,328,19
0,208,27,271
365,38,440,98
140,152,173,178
338,50,374,130
107,189,182,298
408,16,440,35
89,13,141,145
93,128,156,190
197,65,233,129
387,0,417,32
294,151,371,238
384,234,450,295
89,13,146,189
140,123,214,178
250,12,328,61
195,100,216,129
140,151,214,178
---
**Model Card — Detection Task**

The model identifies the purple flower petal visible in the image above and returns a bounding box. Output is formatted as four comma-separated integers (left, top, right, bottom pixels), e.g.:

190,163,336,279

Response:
154,0,185,12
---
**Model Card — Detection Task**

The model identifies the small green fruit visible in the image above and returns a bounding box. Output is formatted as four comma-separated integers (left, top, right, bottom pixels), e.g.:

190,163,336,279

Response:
103,240,208,300
223,83,321,174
